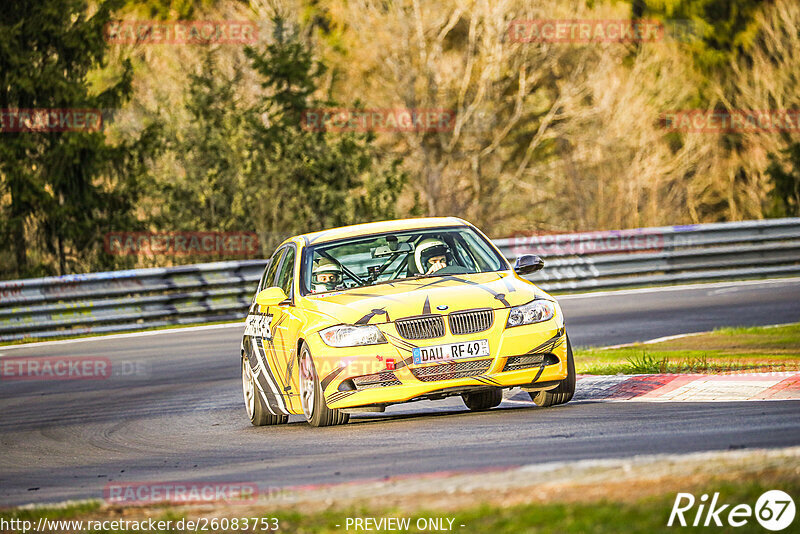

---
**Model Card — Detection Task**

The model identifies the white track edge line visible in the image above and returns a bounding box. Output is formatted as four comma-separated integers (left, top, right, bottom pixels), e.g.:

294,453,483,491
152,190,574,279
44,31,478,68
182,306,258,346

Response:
597,321,797,350
556,277,799,299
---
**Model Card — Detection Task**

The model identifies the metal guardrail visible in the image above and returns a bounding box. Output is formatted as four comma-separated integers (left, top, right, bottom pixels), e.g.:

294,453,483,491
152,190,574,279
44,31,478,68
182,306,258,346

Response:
493,218,800,291
1,218,798,341
0,261,266,342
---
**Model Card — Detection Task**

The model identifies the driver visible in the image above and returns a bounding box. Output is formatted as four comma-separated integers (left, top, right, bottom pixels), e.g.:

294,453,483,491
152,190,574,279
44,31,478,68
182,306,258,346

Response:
415,238,452,275
312,257,343,292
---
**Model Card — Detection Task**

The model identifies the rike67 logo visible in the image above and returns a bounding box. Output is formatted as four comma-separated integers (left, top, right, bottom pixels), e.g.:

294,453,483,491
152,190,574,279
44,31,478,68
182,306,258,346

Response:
669,490,795,531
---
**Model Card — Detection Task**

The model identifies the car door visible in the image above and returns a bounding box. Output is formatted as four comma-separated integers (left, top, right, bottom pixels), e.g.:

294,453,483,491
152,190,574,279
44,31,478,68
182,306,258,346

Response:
243,246,291,415
267,244,305,411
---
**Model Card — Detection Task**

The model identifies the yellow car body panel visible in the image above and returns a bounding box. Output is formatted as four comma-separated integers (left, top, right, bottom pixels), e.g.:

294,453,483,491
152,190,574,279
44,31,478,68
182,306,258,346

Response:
242,217,569,417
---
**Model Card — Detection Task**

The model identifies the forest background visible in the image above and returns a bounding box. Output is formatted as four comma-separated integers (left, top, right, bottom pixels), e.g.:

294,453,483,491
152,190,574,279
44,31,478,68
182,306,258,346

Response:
1,0,798,279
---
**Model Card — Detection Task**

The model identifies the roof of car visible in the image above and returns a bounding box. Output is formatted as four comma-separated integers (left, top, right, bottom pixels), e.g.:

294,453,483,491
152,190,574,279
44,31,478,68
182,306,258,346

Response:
297,217,471,246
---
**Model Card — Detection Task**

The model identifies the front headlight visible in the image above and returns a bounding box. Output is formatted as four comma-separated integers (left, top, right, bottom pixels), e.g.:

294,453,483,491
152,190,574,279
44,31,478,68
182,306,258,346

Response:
506,299,556,328
319,325,387,347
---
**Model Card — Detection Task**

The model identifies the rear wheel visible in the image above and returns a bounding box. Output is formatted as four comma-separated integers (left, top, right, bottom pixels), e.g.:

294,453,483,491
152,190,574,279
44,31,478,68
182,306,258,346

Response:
530,334,576,407
298,344,349,427
462,388,502,411
242,357,288,426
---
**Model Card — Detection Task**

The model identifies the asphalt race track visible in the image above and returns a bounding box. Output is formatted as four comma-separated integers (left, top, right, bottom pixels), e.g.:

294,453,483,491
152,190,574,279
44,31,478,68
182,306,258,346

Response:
1,278,799,507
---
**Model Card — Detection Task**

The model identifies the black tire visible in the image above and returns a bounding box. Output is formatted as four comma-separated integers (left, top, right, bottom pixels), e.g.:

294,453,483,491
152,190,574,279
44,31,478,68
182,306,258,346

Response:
530,334,576,407
298,343,349,427
462,388,502,411
242,357,288,426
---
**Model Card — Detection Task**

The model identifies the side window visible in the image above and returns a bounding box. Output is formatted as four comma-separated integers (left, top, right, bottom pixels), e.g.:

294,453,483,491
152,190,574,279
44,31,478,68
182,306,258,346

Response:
256,264,271,293
258,248,285,294
275,247,296,300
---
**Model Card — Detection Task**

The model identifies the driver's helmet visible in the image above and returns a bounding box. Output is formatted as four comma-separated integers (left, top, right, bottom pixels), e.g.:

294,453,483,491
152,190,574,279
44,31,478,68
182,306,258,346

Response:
312,257,343,292
415,238,452,274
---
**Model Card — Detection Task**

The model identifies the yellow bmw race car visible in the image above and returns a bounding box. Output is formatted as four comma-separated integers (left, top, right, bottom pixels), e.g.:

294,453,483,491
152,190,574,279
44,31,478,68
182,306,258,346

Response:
241,217,575,427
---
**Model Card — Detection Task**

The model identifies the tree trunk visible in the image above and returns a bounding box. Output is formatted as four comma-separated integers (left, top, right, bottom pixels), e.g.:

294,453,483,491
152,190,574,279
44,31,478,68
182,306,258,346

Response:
9,176,28,277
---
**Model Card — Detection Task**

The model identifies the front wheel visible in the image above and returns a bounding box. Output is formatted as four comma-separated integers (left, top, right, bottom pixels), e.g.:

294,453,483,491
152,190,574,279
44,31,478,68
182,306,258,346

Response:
298,344,349,427
242,357,288,426
462,388,502,411
529,334,576,407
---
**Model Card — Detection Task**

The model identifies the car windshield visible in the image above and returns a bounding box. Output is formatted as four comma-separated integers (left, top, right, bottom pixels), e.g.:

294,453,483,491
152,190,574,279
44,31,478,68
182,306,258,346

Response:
301,226,508,295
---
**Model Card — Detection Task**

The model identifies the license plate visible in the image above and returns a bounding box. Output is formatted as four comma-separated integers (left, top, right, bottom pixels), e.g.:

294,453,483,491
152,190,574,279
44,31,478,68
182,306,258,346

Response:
412,339,490,365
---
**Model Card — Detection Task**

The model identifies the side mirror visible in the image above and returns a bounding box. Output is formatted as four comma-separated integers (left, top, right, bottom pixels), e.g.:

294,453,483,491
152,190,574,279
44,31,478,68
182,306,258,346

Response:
514,254,544,275
255,287,289,307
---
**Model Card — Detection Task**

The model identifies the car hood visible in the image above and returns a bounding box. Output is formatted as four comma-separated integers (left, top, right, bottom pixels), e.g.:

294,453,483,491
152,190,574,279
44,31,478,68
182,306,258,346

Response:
299,271,547,326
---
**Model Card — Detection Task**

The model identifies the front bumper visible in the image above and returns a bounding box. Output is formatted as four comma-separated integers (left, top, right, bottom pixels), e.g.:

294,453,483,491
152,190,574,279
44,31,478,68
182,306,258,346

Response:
307,313,568,410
